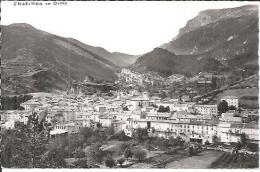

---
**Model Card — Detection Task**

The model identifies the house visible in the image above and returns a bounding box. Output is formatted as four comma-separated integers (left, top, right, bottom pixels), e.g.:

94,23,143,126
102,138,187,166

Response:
221,96,239,108
149,120,179,139
52,121,81,136
146,112,172,121
20,100,42,111
217,123,242,143
99,115,115,127
112,120,132,136
194,104,218,116
127,96,149,111
219,116,242,123
181,95,191,102
82,119,95,128
188,121,218,144
231,123,259,143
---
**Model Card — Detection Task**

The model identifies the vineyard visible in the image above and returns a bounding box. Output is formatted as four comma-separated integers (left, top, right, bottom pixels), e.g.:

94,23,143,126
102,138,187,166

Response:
210,152,259,168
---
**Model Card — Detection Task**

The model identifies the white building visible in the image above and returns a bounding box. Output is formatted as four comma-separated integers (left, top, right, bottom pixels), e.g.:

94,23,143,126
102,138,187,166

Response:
221,96,239,108
194,104,218,116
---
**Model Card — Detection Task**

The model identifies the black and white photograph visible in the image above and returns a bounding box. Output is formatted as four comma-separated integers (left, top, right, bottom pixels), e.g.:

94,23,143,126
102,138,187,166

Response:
0,0,259,170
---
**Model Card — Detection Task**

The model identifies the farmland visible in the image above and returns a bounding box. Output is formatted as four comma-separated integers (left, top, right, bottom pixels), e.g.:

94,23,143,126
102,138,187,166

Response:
210,152,259,168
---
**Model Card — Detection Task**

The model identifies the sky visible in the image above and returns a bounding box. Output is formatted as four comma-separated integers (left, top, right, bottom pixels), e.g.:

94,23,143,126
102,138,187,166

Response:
1,1,258,55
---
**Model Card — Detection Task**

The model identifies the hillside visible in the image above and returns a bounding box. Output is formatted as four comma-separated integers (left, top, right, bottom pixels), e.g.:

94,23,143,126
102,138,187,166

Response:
67,38,139,67
133,48,225,77
1,23,119,94
161,5,258,73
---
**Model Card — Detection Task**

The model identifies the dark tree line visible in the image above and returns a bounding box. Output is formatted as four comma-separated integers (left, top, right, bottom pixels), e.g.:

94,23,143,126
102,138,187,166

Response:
1,95,33,110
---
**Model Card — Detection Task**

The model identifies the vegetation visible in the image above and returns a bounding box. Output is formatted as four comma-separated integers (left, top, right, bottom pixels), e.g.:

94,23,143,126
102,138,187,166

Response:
228,105,237,110
133,150,147,162
157,105,170,112
124,147,133,160
218,100,228,114
1,95,33,110
117,158,125,167
104,158,116,168
0,114,53,168
132,128,148,143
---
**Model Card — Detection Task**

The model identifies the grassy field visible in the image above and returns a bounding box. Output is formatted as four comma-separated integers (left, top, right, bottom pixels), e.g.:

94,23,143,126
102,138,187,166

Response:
165,150,222,169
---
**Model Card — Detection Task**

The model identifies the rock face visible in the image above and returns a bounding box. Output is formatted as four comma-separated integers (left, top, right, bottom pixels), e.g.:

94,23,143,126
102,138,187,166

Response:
133,5,258,76
161,5,258,69
1,23,122,94
176,5,258,39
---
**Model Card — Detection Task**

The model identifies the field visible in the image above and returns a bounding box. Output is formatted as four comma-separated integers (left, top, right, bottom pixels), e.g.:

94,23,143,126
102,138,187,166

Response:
165,150,222,168
213,87,258,108
210,152,259,169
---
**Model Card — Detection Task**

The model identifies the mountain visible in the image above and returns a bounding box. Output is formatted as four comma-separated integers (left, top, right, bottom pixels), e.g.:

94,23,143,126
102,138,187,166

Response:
132,48,225,77
161,5,258,72
1,23,121,94
66,38,139,67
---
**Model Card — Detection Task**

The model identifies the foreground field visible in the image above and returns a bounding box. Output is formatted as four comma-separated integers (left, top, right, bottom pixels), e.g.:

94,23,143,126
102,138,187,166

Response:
165,150,222,168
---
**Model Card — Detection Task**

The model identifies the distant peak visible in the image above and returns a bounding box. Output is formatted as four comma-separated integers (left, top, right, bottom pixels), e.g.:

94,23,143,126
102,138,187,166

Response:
8,23,34,28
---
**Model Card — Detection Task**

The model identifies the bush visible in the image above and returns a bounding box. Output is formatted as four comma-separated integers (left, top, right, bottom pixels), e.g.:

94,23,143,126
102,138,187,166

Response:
204,141,210,145
133,150,147,162
132,128,148,143
157,105,170,112
110,131,131,141
120,142,131,152
117,158,125,167
105,158,116,168
124,147,133,160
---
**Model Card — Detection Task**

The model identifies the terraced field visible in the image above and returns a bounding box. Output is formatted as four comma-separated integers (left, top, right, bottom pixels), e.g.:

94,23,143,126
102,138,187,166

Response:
210,152,259,169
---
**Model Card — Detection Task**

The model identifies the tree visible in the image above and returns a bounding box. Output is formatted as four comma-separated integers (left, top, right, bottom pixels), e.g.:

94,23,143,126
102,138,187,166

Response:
212,135,218,144
204,141,210,145
74,147,85,161
117,158,125,167
188,146,194,156
157,105,170,112
40,149,66,168
105,158,116,168
120,142,130,152
228,105,237,110
240,133,247,146
132,128,148,143
123,106,129,111
218,100,228,114
159,91,167,99
124,147,132,160
133,150,147,162
144,139,153,151
85,143,103,165
236,141,243,150
104,126,115,136
1,120,50,168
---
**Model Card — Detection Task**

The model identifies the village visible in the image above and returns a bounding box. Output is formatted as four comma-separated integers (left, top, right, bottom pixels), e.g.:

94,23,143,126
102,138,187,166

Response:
0,68,259,168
